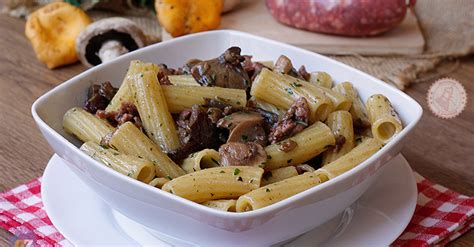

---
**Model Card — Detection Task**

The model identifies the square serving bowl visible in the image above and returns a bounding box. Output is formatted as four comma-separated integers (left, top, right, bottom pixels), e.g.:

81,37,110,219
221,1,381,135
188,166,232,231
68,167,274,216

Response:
32,30,422,246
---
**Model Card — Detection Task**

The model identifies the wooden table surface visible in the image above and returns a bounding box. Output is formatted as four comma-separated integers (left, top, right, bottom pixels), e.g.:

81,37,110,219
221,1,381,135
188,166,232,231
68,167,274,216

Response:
0,14,472,246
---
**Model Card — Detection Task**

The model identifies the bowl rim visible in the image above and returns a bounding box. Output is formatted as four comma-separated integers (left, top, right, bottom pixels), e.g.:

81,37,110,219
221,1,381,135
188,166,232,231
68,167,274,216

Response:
31,30,423,219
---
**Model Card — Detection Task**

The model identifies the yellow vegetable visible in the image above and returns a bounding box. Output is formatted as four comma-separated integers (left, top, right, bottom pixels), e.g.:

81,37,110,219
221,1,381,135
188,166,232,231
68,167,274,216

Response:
25,2,91,69
155,0,223,37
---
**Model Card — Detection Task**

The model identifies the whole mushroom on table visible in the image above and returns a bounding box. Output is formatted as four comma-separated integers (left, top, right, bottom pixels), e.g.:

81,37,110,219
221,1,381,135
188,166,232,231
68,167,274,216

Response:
76,17,147,67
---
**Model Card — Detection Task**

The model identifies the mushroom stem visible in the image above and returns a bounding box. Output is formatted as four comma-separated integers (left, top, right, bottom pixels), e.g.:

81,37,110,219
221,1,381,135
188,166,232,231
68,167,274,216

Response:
98,40,129,63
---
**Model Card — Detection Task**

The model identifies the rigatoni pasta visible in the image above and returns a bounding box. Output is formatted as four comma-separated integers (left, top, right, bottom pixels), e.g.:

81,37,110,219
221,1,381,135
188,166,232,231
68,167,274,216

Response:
106,60,159,112
366,94,402,143
251,68,333,122
322,111,355,166
63,107,114,143
309,72,332,88
236,172,325,212
107,122,185,179
162,166,264,203
181,149,220,173
80,141,155,183
261,166,298,186
149,177,171,189
318,138,383,179
168,75,200,86
162,85,247,113
264,121,335,171
333,82,370,129
66,48,405,213
202,199,237,212
130,70,180,152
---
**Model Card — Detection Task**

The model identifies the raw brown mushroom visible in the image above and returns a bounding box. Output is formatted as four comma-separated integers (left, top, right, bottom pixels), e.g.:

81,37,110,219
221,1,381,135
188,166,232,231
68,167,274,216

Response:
76,17,146,67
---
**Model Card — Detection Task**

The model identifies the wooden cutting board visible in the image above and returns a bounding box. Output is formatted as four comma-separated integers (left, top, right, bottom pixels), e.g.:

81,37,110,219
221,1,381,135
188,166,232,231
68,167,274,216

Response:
163,0,425,55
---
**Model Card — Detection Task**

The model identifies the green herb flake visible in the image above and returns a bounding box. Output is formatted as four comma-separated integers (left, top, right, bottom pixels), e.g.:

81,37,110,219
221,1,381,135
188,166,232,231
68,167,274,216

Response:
295,120,308,126
266,188,271,192
285,88,294,95
220,170,225,174
291,82,302,88
166,176,172,180
234,168,241,176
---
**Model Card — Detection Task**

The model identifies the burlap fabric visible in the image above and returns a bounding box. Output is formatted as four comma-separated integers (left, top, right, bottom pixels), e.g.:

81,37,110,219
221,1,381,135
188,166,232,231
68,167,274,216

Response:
331,0,474,89
3,0,473,90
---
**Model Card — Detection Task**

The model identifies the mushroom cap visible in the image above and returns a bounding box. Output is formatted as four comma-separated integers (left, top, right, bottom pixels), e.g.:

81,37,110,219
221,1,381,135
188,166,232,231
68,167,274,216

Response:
25,2,91,69
76,17,146,67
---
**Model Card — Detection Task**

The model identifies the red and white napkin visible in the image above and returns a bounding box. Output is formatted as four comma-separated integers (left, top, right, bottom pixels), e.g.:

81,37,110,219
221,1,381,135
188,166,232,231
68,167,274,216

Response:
1,173,473,246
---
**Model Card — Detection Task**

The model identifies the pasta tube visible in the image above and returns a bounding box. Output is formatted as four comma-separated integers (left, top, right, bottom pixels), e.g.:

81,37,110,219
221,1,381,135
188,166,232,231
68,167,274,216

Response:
318,138,383,179
250,96,286,118
202,199,237,212
236,172,325,212
366,94,403,143
106,60,159,112
322,111,355,165
149,177,171,189
130,71,180,152
80,141,155,183
168,75,200,86
181,149,220,173
162,166,264,203
251,68,333,122
162,85,247,113
333,82,370,129
63,107,114,143
283,74,351,112
261,166,298,186
309,72,332,88
107,122,185,179
264,121,335,171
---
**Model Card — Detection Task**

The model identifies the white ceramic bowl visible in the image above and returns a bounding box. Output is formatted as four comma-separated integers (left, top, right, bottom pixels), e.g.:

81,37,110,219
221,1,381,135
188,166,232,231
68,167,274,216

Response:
32,30,422,246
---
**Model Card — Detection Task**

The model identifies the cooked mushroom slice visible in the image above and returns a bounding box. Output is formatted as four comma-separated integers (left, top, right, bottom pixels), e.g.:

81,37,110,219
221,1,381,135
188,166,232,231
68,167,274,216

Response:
217,111,263,129
227,120,267,146
76,17,146,67
219,142,267,167
274,55,293,74
217,111,267,146
191,47,250,90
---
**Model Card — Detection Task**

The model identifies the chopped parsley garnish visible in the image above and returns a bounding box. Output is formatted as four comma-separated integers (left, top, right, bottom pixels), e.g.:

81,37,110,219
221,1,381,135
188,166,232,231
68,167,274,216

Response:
295,120,308,126
234,168,241,175
220,170,225,173
291,82,302,88
166,176,172,180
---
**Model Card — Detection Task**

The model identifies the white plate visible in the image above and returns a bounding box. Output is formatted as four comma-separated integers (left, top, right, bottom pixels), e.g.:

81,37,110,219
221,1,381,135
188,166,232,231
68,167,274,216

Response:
42,154,417,246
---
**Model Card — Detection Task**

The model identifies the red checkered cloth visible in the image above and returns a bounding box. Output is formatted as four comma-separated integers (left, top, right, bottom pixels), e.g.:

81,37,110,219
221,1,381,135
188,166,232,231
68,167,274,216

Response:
0,174,473,246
